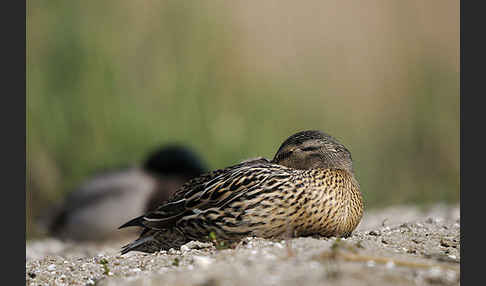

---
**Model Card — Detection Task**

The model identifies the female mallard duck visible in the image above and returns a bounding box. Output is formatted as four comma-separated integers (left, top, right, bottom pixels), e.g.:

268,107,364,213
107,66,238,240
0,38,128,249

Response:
120,130,363,254
47,145,207,242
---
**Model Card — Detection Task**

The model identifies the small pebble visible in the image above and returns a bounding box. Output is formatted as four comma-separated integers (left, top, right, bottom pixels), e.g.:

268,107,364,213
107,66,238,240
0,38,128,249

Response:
273,242,284,248
366,260,376,267
47,264,56,271
440,239,451,247
180,245,190,253
429,266,442,277
168,249,178,255
193,256,214,268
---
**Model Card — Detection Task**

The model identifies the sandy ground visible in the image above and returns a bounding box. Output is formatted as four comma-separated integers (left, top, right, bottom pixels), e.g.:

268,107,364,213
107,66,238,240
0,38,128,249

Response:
26,203,460,286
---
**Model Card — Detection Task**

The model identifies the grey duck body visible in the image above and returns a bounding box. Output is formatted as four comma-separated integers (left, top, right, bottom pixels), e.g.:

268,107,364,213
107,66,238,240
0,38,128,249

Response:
47,145,207,242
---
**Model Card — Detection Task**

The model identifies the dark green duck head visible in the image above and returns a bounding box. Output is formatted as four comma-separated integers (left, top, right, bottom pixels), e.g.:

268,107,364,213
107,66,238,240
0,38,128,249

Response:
143,144,208,178
271,130,353,173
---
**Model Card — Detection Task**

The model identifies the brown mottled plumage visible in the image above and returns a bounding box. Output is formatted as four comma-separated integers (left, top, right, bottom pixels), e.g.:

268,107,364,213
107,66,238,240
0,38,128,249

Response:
119,130,363,254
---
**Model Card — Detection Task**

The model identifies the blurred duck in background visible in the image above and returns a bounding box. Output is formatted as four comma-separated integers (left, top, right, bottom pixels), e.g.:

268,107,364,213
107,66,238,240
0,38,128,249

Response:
46,145,208,242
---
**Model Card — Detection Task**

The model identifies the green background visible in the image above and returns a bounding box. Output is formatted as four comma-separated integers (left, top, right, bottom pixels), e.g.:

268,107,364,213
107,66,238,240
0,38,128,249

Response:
27,1,459,239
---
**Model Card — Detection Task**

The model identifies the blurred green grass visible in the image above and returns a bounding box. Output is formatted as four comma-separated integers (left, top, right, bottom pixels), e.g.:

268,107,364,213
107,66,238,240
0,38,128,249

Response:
26,0,459,239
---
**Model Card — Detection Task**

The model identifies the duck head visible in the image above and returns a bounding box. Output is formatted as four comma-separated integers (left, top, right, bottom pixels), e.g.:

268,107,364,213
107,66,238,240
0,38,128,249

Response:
272,130,353,173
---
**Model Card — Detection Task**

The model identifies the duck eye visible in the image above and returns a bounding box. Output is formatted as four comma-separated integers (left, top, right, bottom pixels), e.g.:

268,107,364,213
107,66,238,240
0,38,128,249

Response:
300,146,320,152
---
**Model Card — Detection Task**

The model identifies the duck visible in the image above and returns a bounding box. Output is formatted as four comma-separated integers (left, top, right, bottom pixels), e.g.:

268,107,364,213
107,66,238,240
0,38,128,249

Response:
119,130,363,253
46,145,208,242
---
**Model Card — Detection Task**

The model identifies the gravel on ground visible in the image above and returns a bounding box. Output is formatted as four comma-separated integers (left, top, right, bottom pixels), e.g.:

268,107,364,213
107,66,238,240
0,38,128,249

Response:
26,203,460,286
